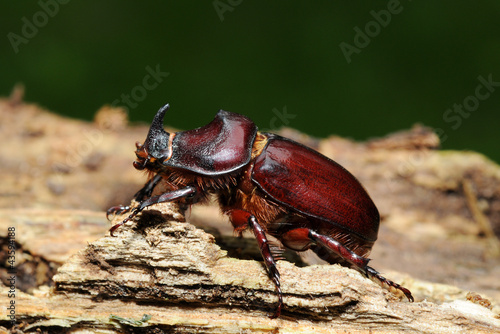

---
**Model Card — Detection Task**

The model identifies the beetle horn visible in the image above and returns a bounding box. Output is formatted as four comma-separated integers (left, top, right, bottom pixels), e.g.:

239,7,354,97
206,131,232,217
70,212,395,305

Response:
143,103,171,160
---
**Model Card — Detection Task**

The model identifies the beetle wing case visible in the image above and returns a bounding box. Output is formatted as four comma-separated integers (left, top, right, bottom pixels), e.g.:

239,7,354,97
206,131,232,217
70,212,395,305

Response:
166,110,257,175
252,135,380,243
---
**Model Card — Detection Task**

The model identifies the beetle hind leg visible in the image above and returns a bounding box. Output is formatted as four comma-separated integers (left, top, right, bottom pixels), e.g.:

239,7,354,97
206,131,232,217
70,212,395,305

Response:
366,266,414,302
306,230,414,302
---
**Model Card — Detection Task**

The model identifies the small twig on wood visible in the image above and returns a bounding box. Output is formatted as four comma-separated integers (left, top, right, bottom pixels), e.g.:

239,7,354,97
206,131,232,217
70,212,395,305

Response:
463,179,500,257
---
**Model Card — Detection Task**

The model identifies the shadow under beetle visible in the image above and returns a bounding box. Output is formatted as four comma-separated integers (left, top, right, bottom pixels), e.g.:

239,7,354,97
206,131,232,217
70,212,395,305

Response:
108,103,413,318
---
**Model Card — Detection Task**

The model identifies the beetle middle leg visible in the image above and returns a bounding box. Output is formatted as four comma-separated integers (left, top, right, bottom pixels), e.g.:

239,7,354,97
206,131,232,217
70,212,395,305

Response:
306,230,413,302
226,209,283,319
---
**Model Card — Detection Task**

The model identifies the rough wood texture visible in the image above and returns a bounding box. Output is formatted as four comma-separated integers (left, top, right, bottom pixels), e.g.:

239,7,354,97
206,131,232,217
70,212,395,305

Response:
1,97,500,332
2,204,499,333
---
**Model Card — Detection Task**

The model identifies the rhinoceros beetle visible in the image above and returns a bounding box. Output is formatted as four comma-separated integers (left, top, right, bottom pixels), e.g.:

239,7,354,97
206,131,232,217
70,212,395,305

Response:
108,103,413,317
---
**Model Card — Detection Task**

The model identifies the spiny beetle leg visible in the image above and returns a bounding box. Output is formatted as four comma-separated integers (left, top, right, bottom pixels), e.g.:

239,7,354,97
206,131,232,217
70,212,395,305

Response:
106,174,163,220
109,186,197,236
366,266,414,302
227,209,283,319
109,207,140,236
308,230,369,269
133,173,163,202
308,230,413,301
106,205,131,220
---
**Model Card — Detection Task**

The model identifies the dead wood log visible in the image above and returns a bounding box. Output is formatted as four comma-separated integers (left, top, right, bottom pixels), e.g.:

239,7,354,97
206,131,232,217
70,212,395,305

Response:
1,99,500,332
1,202,498,333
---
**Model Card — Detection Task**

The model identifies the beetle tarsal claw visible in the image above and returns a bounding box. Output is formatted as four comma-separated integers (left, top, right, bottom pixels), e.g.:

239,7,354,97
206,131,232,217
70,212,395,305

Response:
268,284,283,319
366,266,414,302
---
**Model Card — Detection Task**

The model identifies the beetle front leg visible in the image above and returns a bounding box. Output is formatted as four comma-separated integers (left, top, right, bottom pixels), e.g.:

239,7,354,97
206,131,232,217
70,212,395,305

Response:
107,174,163,220
307,230,414,302
133,173,163,202
106,205,131,220
227,209,283,319
109,186,197,236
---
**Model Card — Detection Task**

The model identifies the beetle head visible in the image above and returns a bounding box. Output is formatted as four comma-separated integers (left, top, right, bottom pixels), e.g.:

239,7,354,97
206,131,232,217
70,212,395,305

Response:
134,103,171,170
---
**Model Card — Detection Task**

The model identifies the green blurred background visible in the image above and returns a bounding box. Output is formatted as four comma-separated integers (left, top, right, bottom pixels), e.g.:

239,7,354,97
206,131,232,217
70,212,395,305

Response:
2,1,499,163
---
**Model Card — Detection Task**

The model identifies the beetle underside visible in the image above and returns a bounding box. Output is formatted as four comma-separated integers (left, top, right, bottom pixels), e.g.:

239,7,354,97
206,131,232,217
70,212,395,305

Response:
107,104,414,318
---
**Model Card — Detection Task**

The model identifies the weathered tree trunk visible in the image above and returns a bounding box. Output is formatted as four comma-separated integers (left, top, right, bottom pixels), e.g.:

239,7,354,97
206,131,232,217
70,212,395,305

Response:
1,204,499,333
0,98,499,333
